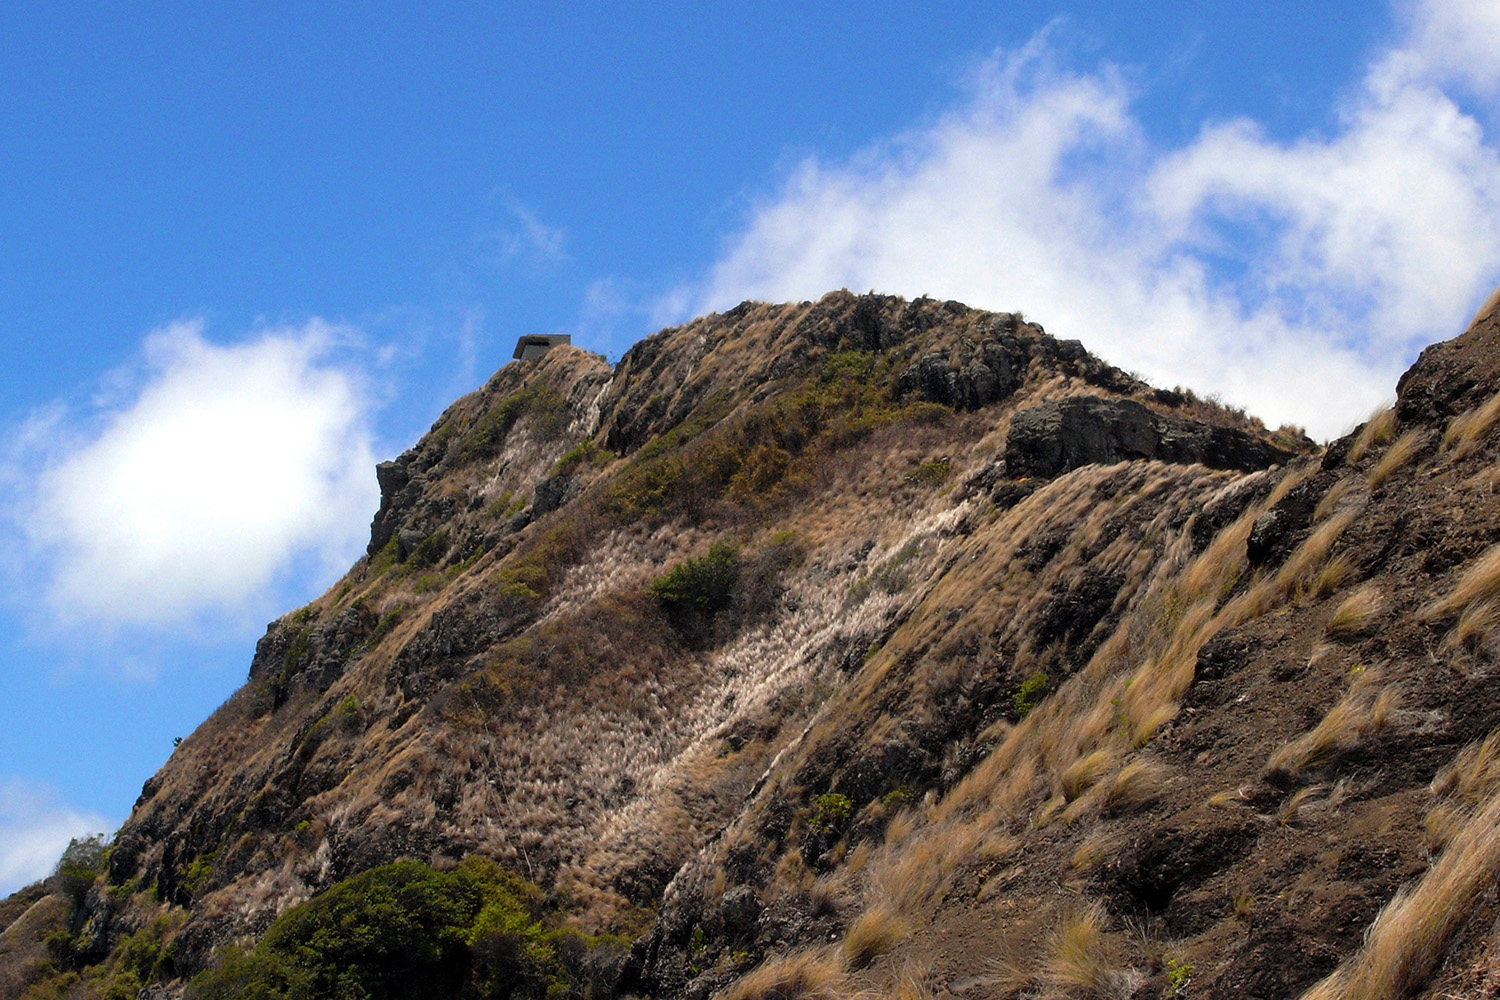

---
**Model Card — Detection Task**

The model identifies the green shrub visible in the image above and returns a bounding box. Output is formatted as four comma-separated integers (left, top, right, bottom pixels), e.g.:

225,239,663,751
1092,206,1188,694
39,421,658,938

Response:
811,793,853,834
368,536,400,577
368,607,404,647
50,834,108,907
1013,672,1049,717
552,440,612,476
905,458,951,484
410,529,451,569
649,542,741,614
186,858,565,1000
457,385,569,465
1166,956,1193,995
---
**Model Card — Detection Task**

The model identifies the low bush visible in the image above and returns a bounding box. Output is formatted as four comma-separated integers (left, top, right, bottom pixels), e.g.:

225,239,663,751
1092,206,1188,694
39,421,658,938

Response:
50,834,108,908
649,542,741,615
185,857,613,1000
1013,672,1049,717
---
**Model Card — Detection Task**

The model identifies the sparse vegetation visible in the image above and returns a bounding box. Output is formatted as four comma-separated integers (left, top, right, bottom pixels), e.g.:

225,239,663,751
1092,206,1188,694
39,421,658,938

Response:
553,440,612,476
55,291,1496,1000
842,904,907,969
1346,405,1396,465
1327,584,1382,635
1443,388,1500,460
1265,667,1400,778
1367,429,1426,487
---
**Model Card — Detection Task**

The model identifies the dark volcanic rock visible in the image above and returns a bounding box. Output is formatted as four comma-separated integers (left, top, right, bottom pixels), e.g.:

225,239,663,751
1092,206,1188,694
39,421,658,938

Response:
1004,395,1295,478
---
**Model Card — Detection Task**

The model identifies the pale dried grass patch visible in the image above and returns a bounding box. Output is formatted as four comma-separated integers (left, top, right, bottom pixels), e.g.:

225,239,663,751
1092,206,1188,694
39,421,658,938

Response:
1299,787,1500,1000
719,947,848,1000
843,904,908,970
1059,749,1114,802
1270,508,1358,604
1346,406,1397,465
1327,585,1383,636
1444,600,1500,654
1312,553,1355,597
1041,903,1141,999
1265,668,1400,778
1313,476,1356,522
1367,428,1427,488
1444,389,1500,461
1424,544,1500,628
1069,828,1124,872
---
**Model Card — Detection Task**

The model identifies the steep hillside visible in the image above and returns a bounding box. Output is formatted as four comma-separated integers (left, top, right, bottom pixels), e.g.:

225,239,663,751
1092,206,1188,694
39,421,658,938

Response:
19,287,1500,1000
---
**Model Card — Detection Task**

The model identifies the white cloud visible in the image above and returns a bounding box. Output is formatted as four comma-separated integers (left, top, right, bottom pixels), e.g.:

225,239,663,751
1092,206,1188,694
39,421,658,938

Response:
19,320,378,630
0,778,111,897
1406,0,1500,94
478,202,567,266
689,13,1500,440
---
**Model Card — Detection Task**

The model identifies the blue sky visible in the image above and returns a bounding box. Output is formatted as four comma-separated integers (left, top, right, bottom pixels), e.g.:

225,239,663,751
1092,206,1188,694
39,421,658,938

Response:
2,1,1499,893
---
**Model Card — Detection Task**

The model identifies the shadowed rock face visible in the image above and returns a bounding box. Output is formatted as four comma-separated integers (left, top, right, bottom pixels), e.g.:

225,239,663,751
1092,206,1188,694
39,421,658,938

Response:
1004,395,1297,478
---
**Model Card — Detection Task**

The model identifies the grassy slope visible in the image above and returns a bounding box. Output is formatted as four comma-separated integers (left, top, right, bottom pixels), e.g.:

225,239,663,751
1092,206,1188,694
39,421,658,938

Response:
4,290,1406,1000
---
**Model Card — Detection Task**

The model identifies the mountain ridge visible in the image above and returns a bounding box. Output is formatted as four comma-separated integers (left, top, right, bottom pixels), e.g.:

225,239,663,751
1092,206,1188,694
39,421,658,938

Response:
11,289,1500,1000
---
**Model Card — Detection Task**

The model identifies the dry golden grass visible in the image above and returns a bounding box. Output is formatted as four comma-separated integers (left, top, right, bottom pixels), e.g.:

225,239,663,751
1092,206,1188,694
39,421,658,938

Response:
1326,584,1383,636
1269,508,1358,604
1299,787,1500,1000
1312,553,1354,597
1367,429,1426,488
887,961,934,1000
1313,476,1356,522
1424,544,1500,623
1444,600,1500,653
843,904,908,970
1069,829,1124,872
1346,406,1396,465
1277,784,1329,826
1060,749,1113,801
1265,669,1400,778
1444,389,1500,461
1100,759,1168,816
1041,903,1139,999
720,947,848,1000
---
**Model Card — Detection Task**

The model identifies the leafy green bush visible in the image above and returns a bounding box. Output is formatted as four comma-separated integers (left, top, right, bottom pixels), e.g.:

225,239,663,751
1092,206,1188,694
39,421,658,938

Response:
50,834,108,907
811,793,853,834
552,440,612,476
368,607,404,647
649,542,741,614
1013,671,1049,717
186,858,577,1000
410,529,451,569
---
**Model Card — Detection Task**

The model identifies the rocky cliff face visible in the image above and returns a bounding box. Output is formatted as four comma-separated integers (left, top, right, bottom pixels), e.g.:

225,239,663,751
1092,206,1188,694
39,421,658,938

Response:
14,289,1500,1000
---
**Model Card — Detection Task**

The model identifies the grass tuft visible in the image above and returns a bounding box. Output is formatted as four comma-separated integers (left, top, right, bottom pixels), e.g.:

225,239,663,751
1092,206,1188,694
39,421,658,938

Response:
1265,668,1400,778
1367,429,1426,488
1443,389,1500,461
1327,585,1383,636
1346,406,1396,465
720,948,847,1000
842,904,908,970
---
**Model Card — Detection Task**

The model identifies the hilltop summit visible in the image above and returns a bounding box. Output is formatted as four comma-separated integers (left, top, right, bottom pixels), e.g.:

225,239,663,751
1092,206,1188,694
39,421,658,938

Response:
12,290,1500,1000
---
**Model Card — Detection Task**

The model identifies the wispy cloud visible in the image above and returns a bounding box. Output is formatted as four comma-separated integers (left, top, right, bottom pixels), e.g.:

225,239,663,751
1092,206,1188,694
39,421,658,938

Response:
686,6,1500,439
10,319,378,632
477,201,567,267
0,778,111,897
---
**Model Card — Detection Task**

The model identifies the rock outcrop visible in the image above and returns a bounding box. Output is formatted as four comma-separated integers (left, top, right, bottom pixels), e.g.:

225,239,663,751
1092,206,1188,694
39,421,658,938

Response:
1004,394,1297,478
